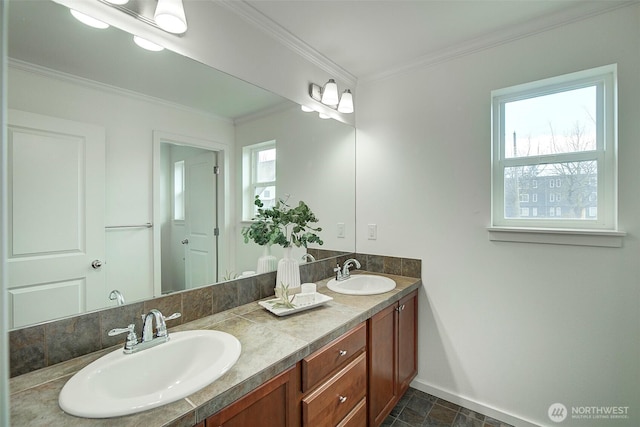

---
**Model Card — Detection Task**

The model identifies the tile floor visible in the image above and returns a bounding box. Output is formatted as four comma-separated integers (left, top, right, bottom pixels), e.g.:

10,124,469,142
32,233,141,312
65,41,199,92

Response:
384,388,515,427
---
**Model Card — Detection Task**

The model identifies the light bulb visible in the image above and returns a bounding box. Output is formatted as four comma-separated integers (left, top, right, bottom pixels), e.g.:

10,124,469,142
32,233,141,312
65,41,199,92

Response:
337,90,354,114
133,36,165,52
321,79,339,106
301,105,314,112
318,112,330,119
70,9,109,29
154,0,188,34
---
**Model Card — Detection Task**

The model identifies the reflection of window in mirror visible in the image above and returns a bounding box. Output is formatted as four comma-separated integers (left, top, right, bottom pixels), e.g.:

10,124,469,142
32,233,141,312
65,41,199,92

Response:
243,141,277,219
174,160,185,221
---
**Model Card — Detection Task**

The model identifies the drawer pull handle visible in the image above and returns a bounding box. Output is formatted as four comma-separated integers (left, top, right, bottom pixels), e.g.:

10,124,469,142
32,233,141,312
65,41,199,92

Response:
338,395,348,404
338,350,347,356
397,304,406,312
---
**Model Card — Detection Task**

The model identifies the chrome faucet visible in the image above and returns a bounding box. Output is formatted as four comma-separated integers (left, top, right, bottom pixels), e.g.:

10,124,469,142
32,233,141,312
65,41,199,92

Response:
142,309,166,342
108,289,125,306
334,258,361,281
301,253,316,263
108,309,181,354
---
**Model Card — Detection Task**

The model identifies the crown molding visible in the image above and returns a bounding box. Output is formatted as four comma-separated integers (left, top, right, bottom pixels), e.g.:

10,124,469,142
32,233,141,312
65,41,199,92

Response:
360,1,638,84
217,0,357,87
8,58,233,123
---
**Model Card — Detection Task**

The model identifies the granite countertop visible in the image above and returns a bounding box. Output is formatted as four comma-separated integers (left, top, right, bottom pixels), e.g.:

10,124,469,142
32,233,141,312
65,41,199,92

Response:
10,273,421,427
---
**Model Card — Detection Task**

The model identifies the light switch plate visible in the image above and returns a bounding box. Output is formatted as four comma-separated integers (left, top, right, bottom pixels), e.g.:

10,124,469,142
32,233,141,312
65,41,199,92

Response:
367,224,377,240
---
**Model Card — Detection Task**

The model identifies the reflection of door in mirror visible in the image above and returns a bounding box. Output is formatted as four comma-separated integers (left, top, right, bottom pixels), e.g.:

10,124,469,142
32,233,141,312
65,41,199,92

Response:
159,142,219,294
7,110,106,329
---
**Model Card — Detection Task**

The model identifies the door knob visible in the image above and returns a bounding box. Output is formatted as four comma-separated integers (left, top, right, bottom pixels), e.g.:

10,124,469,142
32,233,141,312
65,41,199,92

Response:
91,259,103,269
181,238,189,244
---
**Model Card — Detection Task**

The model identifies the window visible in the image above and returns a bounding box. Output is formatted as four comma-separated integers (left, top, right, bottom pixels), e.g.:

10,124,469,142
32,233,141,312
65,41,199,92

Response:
173,160,185,221
243,141,276,219
532,194,538,203
519,194,529,203
491,65,617,230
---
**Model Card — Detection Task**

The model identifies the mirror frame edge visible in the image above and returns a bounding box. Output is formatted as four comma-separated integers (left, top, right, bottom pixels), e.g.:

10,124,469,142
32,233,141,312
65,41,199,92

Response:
1,0,10,421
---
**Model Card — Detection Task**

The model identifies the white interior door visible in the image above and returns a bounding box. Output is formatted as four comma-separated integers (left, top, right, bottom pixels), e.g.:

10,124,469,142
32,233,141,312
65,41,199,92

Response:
7,110,105,328
184,151,217,288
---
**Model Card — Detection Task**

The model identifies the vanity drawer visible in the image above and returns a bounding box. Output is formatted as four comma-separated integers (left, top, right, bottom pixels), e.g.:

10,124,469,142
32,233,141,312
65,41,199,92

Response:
302,352,367,427
302,322,366,392
337,398,366,427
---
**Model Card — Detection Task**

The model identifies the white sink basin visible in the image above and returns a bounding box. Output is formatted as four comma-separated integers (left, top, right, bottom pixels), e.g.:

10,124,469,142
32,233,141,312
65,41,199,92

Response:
59,330,241,418
327,274,396,295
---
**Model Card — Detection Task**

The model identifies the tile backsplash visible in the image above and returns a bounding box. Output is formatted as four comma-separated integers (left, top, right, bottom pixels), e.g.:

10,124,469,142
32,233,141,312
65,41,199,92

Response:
9,252,421,377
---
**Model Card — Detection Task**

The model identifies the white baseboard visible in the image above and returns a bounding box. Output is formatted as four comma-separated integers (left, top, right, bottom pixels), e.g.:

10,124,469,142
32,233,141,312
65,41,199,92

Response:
409,378,541,427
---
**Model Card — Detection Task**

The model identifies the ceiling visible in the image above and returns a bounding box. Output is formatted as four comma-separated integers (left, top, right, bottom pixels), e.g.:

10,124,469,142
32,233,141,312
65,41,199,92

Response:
7,0,633,119
243,0,633,80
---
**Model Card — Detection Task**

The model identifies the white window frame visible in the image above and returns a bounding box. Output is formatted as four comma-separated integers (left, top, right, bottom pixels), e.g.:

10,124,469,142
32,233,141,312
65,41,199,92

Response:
489,65,625,247
242,140,276,220
491,65,618,231
173,160,185,221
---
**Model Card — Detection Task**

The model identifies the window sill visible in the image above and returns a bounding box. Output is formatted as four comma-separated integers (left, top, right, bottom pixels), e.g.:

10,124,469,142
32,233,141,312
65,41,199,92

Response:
487,226,626,247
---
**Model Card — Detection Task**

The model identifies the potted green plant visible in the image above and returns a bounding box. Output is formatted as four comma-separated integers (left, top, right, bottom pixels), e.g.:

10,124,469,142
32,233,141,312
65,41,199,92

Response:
242,195,323,248
242,195,323,293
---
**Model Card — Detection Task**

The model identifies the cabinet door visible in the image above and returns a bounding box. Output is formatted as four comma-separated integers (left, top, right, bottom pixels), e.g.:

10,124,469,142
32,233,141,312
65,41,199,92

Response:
368,303,398,427
206,366,298,427
397,291,418,394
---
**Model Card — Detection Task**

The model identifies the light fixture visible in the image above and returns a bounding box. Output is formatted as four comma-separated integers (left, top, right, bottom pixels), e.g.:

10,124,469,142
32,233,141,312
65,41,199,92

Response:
301,105,314,112
70,9,110,29
308,79,354,114
337,90,354,114
318,112,331,119
133,35,165,51
320,79,339,106
154,0,188,34
103,0,129,4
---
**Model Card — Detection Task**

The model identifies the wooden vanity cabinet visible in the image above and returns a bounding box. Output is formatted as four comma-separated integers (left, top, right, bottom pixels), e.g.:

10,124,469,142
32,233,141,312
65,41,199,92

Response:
368,290,418,427
301,322,367,427
205,365,298,427
201,290,417,427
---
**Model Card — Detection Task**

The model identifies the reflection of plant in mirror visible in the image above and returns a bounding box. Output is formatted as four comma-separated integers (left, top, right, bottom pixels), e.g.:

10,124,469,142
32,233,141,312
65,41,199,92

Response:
242,196,324,248
223,271,238,281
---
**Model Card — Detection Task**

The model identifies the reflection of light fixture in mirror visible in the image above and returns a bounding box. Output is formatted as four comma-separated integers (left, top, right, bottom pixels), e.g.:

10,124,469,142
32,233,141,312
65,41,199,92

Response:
70,9,110,29
301,105,314,112
154,0,188,34
308,79,354,114
133,35,165,51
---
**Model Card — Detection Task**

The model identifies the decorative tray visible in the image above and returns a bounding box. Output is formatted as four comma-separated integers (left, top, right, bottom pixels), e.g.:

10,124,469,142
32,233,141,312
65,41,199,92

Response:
258,293,333,317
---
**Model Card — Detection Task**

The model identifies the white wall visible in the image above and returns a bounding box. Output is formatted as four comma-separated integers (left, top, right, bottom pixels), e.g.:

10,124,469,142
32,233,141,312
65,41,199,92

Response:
8,65,234,306
356,5,640,427
234,106,356,273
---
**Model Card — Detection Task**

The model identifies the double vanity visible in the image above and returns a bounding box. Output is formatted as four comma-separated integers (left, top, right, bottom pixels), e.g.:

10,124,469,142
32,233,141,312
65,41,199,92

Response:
10,271,420,426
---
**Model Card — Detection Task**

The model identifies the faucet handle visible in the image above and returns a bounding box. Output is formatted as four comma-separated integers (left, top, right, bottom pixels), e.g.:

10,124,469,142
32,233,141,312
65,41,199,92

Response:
164,312,181,321
108,324,138,350
108,323,135,336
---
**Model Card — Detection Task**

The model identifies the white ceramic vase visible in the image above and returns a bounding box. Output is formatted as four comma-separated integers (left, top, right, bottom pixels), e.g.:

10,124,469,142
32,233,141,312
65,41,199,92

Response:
256,245,277,274
275,246,301,297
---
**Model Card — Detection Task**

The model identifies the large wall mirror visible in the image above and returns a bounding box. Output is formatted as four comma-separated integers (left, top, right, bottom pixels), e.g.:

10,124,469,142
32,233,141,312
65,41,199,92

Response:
5,0,355,329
